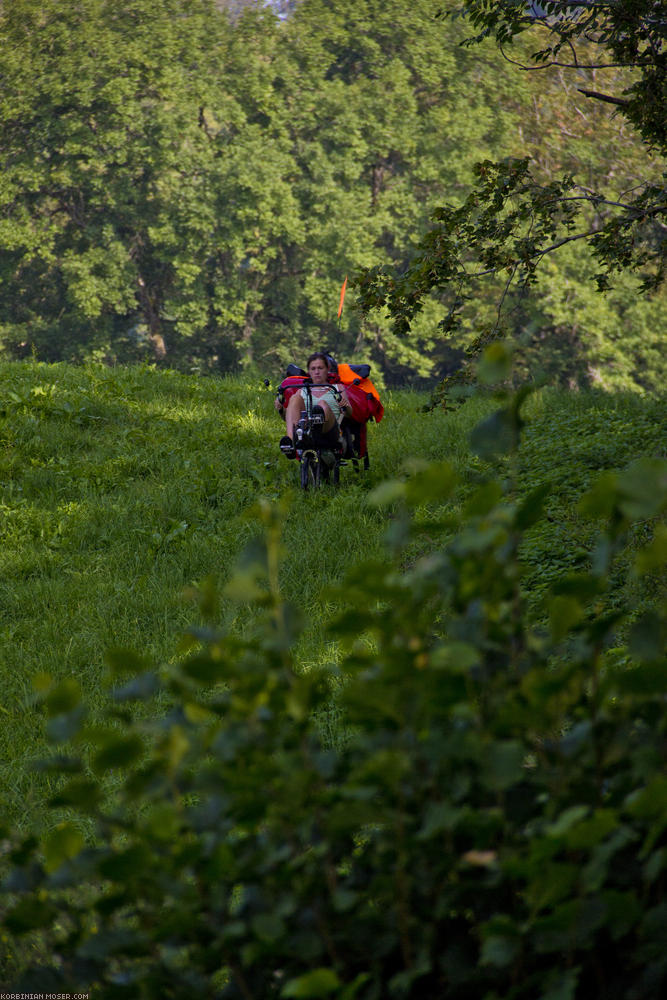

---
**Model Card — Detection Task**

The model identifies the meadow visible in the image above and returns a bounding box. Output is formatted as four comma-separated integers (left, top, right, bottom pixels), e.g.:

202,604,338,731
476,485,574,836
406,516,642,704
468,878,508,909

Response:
0,361,664,832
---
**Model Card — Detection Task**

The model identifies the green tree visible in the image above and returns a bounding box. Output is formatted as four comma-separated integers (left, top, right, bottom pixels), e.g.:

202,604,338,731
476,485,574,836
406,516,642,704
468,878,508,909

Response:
4,0,514,374
251,0,521,378
3,0,661,381
356,1,666,394
0,0,243,362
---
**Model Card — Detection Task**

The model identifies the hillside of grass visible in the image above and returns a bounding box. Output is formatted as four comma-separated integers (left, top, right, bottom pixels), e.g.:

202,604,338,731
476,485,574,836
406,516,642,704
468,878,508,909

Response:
0,361,664,830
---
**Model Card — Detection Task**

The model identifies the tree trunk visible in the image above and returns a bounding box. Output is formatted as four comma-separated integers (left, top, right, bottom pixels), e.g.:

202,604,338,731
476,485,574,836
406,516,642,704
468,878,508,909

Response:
149,330,167,360
137,276,167,361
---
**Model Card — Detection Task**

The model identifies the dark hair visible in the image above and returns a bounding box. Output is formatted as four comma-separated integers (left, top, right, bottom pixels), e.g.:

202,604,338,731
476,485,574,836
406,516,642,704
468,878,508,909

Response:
306,352,331,370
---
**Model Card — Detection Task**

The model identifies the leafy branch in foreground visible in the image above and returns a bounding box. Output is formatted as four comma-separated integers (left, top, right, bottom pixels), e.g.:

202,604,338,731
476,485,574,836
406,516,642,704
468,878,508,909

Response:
356,157,584,334
1,375,666,998
355,1,666,396
458,1,667,151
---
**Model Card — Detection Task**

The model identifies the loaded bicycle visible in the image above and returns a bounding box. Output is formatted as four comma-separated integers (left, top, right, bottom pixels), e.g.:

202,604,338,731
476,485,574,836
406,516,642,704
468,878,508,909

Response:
274,352,384,491
287,383,345,489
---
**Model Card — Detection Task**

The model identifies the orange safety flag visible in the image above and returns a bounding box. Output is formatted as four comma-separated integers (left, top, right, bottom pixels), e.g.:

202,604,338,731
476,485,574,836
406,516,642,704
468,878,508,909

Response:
337,276,348,318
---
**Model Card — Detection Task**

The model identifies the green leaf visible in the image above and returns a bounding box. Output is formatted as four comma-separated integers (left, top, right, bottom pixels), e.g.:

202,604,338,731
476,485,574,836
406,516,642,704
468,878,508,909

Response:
418,802,465,839
92,733,144,772
367,479,407,507
534,897,605,952
464,481,504,517
79,926,149,961
602,890,641,940
549,595,584,641
551,574,603,601
43,822,85,873
607,661,667,697
182,654,229,684
49,777,103,812
251,913,286,943
339,974,372,1000
628,611,665,663
625,776,667,820
98,845,153,881
140,802,182,841
635,524,667,575
105,647,153,678
5,897,58,934
480,933,520,968
539,967,579,1000
405,461,457,504
616,459,667,520
483,740,524,791
281,968,341,998
223,564,268,602
477,341,513,385
582,826,636,892
43,678,81,716
46,705,87,743
113,671,160,701
577,473,618,519
515,482,552,530
429,641,481,672
546,805,589,838
562,809,617,849
332,888,358,912
470,406,518,458
643,848,665,885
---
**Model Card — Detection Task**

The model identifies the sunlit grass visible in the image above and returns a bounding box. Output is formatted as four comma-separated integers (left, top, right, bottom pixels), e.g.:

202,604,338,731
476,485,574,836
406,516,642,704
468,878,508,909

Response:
0,361,664,829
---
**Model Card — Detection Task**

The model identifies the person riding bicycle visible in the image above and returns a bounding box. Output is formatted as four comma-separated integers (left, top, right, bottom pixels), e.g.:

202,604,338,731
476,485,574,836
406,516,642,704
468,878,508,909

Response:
277,352,352,459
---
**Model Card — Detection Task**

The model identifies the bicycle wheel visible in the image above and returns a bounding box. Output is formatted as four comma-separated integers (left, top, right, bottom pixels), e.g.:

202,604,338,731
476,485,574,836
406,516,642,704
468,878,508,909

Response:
300,452,321,490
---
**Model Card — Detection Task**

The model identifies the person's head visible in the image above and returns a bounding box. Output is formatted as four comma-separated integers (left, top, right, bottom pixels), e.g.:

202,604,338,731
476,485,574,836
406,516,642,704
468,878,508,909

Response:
306,352,331,384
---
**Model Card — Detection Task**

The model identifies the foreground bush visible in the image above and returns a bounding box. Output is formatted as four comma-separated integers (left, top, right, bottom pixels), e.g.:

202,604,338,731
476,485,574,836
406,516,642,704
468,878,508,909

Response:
1,391,666,999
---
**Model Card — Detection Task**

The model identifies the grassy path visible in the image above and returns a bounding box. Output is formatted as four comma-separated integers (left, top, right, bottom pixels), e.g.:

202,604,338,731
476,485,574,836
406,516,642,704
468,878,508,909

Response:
0,361,664,828
0,363,479,827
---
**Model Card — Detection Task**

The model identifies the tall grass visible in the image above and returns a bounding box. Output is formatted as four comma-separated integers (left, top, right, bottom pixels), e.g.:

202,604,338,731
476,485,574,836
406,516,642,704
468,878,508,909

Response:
0,361,664,829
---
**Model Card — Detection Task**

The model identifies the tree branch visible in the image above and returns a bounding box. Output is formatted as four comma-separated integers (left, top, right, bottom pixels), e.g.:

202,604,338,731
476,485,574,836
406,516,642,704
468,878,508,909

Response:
470,228,596,279
498,39,641,73
498,44,634,72
577,88,631,107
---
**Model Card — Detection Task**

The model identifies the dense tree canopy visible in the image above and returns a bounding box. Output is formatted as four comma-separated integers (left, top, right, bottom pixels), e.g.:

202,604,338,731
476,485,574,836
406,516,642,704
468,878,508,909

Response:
0,0,664,387
0,0,235,358
356,1,666,393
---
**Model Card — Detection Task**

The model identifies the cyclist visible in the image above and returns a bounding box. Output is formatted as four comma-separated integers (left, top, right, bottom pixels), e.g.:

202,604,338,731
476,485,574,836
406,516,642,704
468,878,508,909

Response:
277,352,352,459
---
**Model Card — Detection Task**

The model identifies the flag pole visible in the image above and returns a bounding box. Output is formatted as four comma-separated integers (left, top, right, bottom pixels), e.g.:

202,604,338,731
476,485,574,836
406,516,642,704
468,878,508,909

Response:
336,275,347,355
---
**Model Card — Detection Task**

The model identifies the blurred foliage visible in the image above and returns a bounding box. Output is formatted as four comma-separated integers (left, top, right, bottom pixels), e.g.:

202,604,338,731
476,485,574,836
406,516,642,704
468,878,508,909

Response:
1,360,665,997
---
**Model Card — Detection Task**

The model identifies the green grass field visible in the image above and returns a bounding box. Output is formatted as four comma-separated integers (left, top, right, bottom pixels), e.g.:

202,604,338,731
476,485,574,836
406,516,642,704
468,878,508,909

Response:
0,361,664,830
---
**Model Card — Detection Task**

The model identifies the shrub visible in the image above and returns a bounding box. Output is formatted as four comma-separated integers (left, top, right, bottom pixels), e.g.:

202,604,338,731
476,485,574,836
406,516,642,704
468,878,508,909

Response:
1,391,666,999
